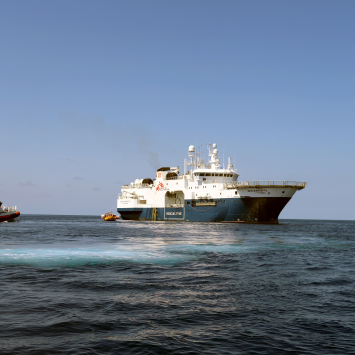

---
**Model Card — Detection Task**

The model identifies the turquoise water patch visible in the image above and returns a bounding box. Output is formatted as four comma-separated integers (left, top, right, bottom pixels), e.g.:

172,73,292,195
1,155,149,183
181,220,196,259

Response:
1,228,353,267
0,246,194,267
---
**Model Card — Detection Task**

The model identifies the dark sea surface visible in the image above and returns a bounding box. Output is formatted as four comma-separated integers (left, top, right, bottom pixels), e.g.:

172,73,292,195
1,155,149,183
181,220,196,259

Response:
1,215,355,355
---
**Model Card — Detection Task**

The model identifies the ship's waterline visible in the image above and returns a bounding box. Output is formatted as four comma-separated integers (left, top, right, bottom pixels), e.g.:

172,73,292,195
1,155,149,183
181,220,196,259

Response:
117,143,306,223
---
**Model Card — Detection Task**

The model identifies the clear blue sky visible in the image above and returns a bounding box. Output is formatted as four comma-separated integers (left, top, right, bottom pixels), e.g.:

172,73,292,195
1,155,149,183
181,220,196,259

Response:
1,0,354,219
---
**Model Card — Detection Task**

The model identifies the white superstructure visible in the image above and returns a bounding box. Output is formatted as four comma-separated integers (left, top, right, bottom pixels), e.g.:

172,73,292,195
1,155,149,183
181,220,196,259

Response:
117,144,306,223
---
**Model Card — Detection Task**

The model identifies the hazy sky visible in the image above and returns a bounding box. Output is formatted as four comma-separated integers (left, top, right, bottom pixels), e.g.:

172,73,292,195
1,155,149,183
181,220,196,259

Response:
1,0,354,219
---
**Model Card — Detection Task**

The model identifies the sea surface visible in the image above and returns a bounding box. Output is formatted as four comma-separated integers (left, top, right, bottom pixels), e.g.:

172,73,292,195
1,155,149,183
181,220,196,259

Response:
1,215,355,355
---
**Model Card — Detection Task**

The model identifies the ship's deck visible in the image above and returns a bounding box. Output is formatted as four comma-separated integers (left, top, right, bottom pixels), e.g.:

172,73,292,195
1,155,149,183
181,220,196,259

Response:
225,181,306,190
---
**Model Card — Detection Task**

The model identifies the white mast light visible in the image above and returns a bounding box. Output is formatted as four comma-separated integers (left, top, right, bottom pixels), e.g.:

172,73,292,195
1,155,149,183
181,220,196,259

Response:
188,145,195,156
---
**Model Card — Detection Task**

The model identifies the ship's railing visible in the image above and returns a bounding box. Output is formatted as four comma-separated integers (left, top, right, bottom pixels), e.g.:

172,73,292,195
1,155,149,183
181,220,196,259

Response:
123,183,152,189
118,194,147,201
224,181,307,189
1,205,17,212
118,195,138,199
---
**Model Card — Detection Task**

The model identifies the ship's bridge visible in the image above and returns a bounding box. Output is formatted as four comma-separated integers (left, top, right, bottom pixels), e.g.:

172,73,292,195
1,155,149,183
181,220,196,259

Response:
193,170,239,182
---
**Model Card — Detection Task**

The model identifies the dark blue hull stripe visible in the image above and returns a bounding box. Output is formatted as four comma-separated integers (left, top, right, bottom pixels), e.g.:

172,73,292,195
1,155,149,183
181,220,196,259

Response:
118,197,291,223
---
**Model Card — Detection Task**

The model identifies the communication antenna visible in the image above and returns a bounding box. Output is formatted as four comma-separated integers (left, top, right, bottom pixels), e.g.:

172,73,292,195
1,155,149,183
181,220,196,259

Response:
223,145,225,169
188,145,195,180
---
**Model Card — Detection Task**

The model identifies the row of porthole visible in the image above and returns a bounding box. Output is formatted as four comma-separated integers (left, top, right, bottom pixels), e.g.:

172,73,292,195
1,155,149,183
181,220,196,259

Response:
186,200,227,204
195,173,234,177
189,185,218,189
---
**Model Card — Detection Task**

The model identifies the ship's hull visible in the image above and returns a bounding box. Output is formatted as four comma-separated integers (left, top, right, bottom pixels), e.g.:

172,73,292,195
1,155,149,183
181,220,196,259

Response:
0,211,20,222
118,196,291,224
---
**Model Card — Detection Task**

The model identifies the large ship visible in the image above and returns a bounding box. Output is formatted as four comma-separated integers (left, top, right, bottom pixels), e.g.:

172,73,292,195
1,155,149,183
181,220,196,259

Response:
117,144,306,223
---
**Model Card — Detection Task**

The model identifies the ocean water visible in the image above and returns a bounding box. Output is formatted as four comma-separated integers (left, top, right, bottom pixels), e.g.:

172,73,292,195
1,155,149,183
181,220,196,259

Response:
1,216,354,355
